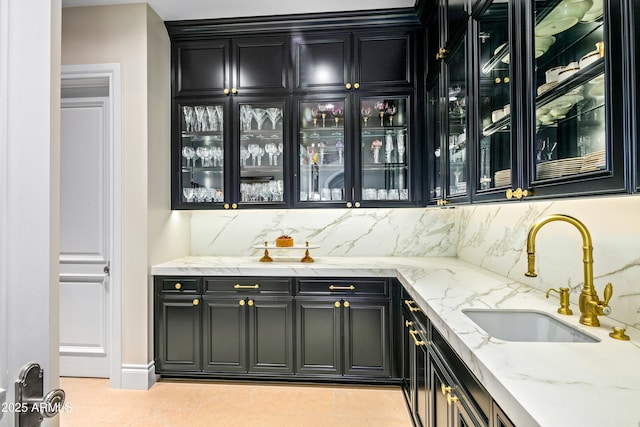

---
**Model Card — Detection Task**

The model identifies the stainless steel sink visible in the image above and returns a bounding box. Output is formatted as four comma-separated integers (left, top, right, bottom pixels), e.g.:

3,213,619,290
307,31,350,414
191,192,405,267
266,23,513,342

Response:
462,309,600,343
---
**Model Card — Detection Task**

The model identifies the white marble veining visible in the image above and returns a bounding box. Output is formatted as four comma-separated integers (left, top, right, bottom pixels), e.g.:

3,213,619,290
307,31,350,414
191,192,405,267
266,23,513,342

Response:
152,256,640,427
191,208,456,257
456,197,640,329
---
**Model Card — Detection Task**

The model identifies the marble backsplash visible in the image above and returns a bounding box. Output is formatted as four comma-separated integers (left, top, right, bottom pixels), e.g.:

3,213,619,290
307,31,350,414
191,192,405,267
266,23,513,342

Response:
455,196,640,329
191,208,457,257
190,196,640,328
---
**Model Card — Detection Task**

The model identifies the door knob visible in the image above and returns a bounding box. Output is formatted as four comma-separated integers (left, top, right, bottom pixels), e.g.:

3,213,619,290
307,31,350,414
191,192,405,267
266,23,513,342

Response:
192,299,199,306
231,88,238,94
353,82,360,89
345,83,352,89
223,88,230,95
174,283,182,290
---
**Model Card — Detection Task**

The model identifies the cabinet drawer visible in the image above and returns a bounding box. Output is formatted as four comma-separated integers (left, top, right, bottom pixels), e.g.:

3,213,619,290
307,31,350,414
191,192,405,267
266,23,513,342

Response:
158,277,200,294
297,278,388,296
204,277,292,295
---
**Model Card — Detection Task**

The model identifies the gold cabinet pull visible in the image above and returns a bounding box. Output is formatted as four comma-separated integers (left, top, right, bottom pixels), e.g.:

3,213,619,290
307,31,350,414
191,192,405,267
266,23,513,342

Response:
192,299,199,306
343,301,350,308
223,88,230,95
353,82,360,89
437,199,449,206
506,188,531,200
329,284,355,291
174,283,182,290
232,203,238,209
334,301,341,308
405,320,413,328
441,384,452,396
234,284,260,290
354,201,361,208
435,47,447,60
345,83,352,90
404,300,420,312
346,201,353,208
248,299,254,306
231,88,238,94
239,299,245,306
224,203,230,209
409,330,425,346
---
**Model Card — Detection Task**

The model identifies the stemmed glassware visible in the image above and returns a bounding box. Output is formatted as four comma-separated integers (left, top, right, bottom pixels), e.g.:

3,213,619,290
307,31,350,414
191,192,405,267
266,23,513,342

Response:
311,107,320,128
397,132,406,163
361,106,372,127
194,187,208,202
215,105,224,129
371,139,382,163
240,145,250,167
331,106,343,127
247,143,260,166
194,106,207,132
318,104,330,128
385,133,394,163
265,143,278,165
256,147,265,166
182,106,195,132
196,146,210,167
335,140,344,164
385,103,398,126
278,142,283,163
240,105,253,131
211,146,223,167
265,107,282,130
206,106,218,131
182,187,195,202
182,146,195,167
251,108,268,130
375,101,386,126
317,141,327,165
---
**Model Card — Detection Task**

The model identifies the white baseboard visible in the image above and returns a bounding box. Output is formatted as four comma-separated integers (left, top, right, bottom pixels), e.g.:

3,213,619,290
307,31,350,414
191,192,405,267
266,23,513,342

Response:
120,362,158,390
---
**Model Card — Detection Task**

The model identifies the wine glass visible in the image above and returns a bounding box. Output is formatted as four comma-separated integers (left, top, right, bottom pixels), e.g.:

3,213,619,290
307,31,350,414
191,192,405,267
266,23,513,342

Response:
397,133,406,163
215,105,224,129
182,187,195,202
265,107,282,130
256,147,265,166
375,101,386,126
196,146,210,167
318,103,330,128
194,187,207,202
385,103,398,126
311,107,320,128
278,142,284,163
247,143,260,166
206,106,218,131
182,146,195,167
211,146,223,167
182,106,195,132
317,141,327,165
385,133,394,163
194,106,207,132
251,108,268,131
240,105,253,131
240,145,250,167
361,106,372,127
335,140,344,164
265,143,277,165
331,106,343,128
371,139,382,163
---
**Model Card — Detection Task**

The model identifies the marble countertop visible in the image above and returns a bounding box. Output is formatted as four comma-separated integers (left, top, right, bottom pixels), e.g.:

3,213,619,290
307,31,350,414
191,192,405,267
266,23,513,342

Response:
152,256,640,427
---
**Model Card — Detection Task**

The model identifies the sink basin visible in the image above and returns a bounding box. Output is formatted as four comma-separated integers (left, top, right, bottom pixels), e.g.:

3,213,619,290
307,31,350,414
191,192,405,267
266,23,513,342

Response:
462,309,600,343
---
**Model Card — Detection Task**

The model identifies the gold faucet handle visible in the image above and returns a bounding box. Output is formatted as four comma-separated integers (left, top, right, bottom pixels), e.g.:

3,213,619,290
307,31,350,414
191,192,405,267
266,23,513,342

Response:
603,283,613,305
546,287,573,315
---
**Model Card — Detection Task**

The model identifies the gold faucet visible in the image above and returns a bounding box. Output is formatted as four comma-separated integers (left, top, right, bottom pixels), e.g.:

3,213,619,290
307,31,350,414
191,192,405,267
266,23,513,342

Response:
525,214,613,327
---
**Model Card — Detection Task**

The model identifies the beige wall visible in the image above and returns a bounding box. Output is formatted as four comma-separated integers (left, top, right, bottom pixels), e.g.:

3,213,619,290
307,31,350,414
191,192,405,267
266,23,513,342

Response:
62,4,189,372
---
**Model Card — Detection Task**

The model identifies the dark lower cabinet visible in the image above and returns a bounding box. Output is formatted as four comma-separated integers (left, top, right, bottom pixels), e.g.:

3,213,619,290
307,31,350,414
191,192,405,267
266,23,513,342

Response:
203,296,294,375
155,296,201,372
296,298,391,379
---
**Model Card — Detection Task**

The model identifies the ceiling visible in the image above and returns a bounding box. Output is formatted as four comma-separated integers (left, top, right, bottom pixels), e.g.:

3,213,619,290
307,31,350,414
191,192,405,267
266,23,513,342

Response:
61,0,417,22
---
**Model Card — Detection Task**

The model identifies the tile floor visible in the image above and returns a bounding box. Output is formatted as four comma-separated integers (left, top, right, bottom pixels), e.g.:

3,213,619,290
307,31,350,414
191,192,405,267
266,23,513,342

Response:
59,377,411,426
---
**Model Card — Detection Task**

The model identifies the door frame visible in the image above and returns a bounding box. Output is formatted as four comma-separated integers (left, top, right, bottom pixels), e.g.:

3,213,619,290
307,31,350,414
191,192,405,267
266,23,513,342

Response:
61,63,123,388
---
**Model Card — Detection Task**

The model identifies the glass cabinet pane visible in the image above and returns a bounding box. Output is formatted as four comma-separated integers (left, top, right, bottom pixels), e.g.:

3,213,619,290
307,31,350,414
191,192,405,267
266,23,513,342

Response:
180,103,226,204
238,102,285,203
427,81,441,200
298,100,346,202
360,97,409,201
477,2,512,191
446,39,468,196
533,0,606,181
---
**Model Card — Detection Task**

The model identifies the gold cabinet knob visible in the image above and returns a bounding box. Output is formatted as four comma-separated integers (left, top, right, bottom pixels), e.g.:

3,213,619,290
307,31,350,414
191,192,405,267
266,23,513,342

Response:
192,299,199,306
405,320,413,328
239,299,245,306
354,201,361,208
346,201,353,208
437,199,449,206
343,301,350,308
441,384,452,396
404,300,420,312
248,299,254,306
435,47,447,60
353,82,360,89
335,301,341,308
232,203,238,209
224,203,230,209
506,188,531,200
223,88,230,95
447,393,459,406
231,88,238,94
495,77,502,84
345,83,352,90
504,77,510,83
174,283,182,290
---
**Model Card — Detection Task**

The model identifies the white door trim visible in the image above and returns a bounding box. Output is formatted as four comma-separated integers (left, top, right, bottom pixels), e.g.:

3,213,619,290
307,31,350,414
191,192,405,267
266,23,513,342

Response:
61,63,123,388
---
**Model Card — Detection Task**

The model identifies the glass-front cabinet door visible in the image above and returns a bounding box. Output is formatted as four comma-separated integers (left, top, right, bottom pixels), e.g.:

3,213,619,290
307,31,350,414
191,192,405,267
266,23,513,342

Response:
358,96,411,204
177,101,228,207
238,101,286,206
475,1,513,197
527,0,626,196
445,37,469,200
297,97,349,205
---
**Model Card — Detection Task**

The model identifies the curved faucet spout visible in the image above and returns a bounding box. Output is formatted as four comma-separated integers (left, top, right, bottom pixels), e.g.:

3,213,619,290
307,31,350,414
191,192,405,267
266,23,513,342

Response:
524,214,612,327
